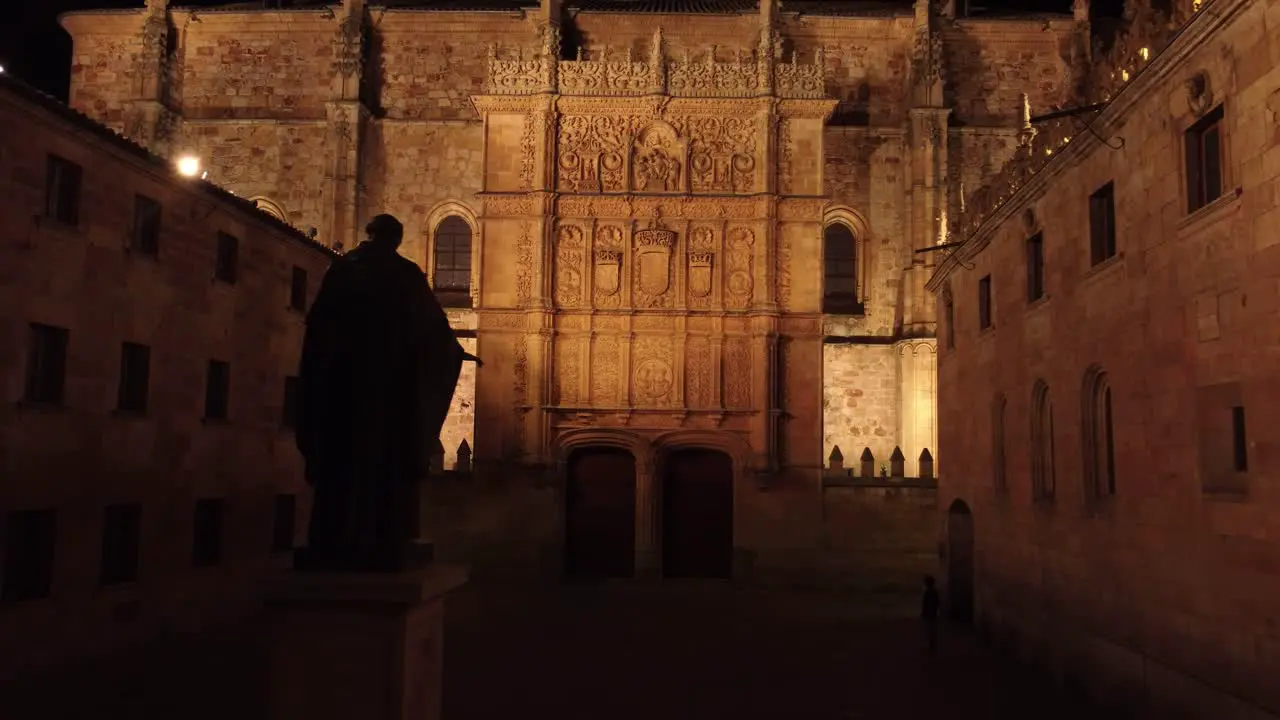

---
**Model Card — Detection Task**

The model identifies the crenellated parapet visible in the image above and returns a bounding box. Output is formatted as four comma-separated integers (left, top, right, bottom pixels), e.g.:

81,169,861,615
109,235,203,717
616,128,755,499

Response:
485,27,826,99
948,0,1204,244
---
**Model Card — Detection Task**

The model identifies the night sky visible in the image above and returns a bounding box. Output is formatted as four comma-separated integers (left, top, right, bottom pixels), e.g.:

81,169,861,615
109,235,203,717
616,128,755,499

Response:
2,0,1108,101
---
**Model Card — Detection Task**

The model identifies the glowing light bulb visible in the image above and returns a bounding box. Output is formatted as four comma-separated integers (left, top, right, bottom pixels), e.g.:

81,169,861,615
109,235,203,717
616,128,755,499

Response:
1139,47,1150,61
176,155,202,178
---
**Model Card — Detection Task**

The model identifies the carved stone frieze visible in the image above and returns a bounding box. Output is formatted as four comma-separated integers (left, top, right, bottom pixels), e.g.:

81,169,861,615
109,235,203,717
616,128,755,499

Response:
724,226,755,309
776,198,825,221
633,315,675,331
777,119,794,196
591,335,621,406
723,338,752,408
554,223,586,308
556,338,582,406
687,315,716,333
682,116,757,193
519,112,538,190
557,314,590,331
482,312,527,331
592,315,629,331
776,229,793,309
484,194,535,217
515,222,534,305
685,340,714,408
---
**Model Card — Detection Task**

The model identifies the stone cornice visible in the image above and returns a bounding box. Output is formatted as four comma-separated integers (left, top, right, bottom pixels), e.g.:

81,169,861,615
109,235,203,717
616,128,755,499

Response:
59,10,143,35
926,0,1252,295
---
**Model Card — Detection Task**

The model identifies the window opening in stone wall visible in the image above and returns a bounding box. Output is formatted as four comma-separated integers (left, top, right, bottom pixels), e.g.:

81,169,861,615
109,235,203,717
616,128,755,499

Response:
116,342,151,415
977,275,992,330
99,504,140,586
132,195,161,256
1185,104,1224,213
1,509,57,603
281,375,299,430
252,197,287,222
290,266,308,311
822,223,863,314
993,394,1008,493
1026,232,1045,302
1082,366,1116,500
1231,405,1248,472
191,499,224,568
1088,182,1116,266
25,323,69,405
1030,381,1055,502
204,360,230,421
272,494,297,553
215,232,239,284
433,216,473,307
45,154,82,226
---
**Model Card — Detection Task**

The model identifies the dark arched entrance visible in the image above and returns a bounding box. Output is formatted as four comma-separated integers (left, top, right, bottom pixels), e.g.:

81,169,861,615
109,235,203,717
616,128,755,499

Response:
564,447,636,578
947,499,975,623
662,448,734,579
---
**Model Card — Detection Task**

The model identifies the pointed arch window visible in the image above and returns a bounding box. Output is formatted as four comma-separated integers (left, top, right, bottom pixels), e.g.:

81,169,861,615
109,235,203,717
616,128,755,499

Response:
1082,366,1116,500
823,223,863,315
433,216,472,307
1030,380,1055,502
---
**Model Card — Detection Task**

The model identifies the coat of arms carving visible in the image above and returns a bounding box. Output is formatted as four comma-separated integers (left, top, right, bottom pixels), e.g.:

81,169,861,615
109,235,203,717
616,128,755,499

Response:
688,251,714,298
634,214,676,297
594,250,623,296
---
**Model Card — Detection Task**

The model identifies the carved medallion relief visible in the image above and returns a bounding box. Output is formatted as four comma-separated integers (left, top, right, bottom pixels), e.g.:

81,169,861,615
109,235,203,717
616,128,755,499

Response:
632,336,676,407
725,226,755,309
554,223,586,308
680,116,757,193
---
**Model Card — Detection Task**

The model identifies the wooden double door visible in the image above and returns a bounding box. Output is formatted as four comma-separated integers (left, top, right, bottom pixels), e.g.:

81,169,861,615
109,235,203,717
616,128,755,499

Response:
563,446,734,580
662,449,734,579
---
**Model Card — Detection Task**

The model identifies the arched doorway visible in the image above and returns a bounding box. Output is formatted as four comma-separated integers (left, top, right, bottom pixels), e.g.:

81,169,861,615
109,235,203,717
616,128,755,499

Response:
564,447,636,578
947,499,975,623
662,448,734,579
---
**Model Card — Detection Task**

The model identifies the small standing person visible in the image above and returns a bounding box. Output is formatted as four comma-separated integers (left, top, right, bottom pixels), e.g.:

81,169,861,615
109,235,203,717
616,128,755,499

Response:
921,574,940,655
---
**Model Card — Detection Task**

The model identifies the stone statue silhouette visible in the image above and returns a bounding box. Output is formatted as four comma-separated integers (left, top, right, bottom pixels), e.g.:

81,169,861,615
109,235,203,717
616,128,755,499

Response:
294,213,479,573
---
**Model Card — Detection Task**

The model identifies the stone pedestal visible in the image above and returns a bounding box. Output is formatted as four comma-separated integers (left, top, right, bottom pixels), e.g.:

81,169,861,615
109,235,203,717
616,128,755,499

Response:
266,565,468,720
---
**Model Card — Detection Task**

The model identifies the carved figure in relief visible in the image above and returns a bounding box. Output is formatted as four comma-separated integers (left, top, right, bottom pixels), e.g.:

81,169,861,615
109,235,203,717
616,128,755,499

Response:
725,226,755,308
632,122,683,192
634,359,674,400
555,224,586,307
633,212,676,306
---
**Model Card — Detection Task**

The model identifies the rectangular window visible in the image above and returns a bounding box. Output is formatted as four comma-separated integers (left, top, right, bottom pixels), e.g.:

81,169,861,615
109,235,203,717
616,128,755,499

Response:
1232,405,1247,472
215,232,239,284
1186,105,1225,213
132,195,161,256
192,499,223,568
2,509,57,602
100,504,141,586
204,360,230,421
45,155,82,226
290,267,308,311
281,376,299,430
977,275,992,330
1088,182,1117,266
272,495,297,553
24,323,69,405
116,342,151,414
1026,233,1045,302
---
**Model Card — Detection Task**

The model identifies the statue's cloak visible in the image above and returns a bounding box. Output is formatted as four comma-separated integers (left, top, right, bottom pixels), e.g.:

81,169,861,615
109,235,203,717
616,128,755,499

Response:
295,243,464,564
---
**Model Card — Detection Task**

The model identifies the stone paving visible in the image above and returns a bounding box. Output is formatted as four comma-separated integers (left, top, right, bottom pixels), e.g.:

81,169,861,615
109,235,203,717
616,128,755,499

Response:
442,581,1133,720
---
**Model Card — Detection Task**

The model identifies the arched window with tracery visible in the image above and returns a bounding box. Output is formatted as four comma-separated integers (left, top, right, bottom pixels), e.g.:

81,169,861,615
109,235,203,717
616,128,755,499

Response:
1030,380,1055,502
432,216,472,307
1082,365,1116,500
823,222,863,314
992,393,1007,493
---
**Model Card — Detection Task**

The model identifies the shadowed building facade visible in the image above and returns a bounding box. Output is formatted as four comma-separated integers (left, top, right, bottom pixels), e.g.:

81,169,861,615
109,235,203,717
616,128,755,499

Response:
929,0,1280,714
58,0,1085,582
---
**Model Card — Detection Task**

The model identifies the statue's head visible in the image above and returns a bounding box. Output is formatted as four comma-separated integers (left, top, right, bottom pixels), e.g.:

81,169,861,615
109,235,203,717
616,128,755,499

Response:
365,213,404,249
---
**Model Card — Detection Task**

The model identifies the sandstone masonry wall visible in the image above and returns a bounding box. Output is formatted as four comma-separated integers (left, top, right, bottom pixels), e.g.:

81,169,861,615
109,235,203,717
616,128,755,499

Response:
934,0,1280,712
0,78,333,676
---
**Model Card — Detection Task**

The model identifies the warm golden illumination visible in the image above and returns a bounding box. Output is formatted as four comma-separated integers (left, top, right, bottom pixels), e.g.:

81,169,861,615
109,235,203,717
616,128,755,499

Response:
1121,69,1130,82
1139,47,1150,61
176,155,202,178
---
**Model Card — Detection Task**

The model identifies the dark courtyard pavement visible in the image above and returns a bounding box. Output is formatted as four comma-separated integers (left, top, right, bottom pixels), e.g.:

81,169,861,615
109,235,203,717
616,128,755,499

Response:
443,582,1125,720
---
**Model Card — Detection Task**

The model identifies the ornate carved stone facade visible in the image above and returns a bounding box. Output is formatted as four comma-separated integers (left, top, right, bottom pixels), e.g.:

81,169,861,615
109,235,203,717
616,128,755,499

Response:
61,0,1082,582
